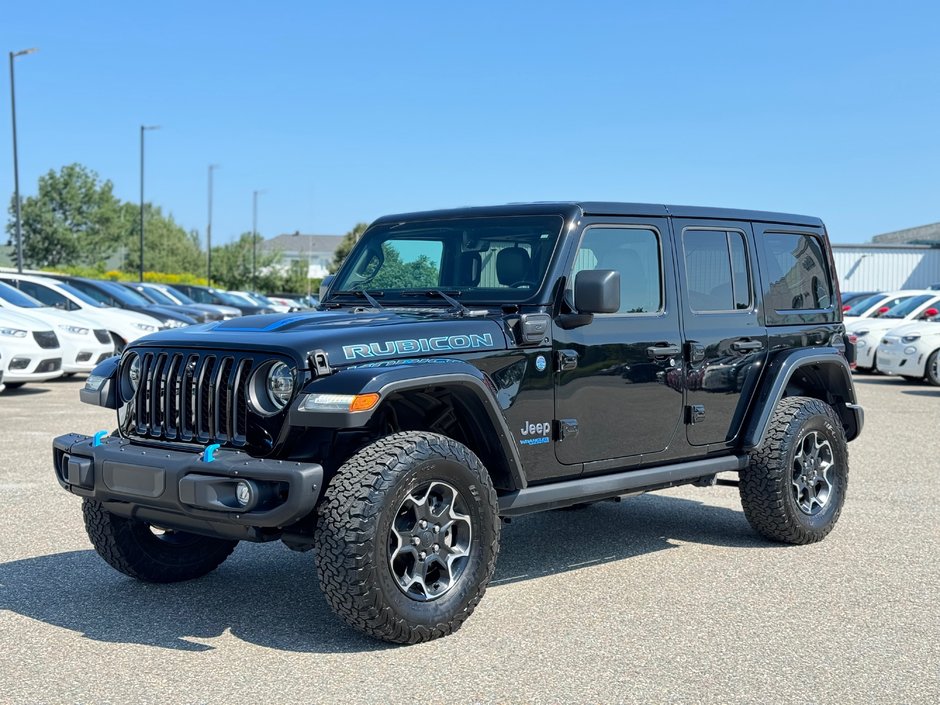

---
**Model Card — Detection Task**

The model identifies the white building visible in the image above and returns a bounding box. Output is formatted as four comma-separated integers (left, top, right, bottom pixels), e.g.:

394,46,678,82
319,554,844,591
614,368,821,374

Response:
260,232,344,279
833,244,940,292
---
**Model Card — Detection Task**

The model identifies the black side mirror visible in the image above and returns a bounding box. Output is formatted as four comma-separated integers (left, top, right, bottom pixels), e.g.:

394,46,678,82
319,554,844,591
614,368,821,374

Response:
574,270,620,314
319,274,334,301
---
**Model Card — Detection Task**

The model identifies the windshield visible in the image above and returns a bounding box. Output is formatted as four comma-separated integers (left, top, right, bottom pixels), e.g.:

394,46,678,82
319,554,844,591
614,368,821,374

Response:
330,215,565,304
164,286,196,305
138,285,176,306
218,291,250,306
882,294,937,319
59,282,107,308
0,281,44,308
845,293,894,316
96,281,151,306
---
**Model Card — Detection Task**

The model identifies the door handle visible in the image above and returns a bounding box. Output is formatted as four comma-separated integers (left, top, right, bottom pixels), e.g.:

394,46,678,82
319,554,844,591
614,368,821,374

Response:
731,339,764,352
647,344,681,359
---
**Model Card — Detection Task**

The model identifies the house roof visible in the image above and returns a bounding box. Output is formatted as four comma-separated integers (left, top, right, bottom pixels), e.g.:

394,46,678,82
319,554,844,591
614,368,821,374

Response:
261,232,343,253
872,222,940,245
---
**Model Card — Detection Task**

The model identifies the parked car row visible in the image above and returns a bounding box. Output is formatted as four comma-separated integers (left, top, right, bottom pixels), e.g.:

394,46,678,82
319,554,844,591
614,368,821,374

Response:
843,288,940,385
0,271,316,391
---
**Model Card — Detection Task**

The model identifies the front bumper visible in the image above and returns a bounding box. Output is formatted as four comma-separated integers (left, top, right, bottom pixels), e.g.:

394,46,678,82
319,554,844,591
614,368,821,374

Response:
875,342,925,377
53,433,323,540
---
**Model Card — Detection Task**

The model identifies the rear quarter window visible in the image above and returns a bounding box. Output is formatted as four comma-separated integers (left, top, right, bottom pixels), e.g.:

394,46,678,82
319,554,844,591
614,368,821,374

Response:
759,230,835,325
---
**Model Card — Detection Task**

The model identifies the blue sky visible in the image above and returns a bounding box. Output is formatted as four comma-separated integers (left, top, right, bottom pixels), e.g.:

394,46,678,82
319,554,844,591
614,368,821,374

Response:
2,1,939,245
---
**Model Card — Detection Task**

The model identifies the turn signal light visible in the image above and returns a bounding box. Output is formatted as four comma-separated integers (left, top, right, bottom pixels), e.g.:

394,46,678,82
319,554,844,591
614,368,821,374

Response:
350,393,380,412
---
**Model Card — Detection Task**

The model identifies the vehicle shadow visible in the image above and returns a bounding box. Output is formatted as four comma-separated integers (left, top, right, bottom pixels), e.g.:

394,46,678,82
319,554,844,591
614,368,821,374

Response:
0,494,766,654
902,389,940,397
0,385,49,397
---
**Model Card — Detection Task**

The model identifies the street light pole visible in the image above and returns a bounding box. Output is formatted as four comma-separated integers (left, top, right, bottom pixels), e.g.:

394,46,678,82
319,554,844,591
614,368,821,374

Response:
139,124,160,282
9,48,38,274
252,189,264,291
207,164,219,285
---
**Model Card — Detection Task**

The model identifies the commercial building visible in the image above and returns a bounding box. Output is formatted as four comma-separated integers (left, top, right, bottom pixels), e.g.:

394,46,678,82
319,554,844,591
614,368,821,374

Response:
260,232,343,279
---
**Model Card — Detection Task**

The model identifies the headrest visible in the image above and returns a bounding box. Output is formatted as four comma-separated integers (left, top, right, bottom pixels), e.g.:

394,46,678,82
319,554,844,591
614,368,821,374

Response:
496,247,530,286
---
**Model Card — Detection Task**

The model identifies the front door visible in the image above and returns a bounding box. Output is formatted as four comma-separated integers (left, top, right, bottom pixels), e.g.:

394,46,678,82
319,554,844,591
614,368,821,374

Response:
553,219,684,465
672,219,767,446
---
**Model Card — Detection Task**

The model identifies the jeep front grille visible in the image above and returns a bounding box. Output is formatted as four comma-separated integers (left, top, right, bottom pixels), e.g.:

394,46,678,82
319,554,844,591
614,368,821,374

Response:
132,351,254,446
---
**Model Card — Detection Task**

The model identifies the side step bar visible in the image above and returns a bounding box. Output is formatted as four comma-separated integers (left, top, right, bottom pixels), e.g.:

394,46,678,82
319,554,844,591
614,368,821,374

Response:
498,455,746,517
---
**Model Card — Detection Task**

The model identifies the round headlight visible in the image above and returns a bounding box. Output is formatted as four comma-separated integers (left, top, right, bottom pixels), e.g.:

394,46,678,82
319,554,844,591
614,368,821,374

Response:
267,362,294,408
120,353,141,402
248,360,295,416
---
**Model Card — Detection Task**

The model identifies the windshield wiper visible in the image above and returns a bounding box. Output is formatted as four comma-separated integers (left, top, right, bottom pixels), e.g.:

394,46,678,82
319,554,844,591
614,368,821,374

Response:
401,289,471,316
328,289,385,310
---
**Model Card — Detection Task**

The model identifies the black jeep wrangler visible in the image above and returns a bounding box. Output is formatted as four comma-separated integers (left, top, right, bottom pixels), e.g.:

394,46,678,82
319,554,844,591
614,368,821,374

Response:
53,202,863,644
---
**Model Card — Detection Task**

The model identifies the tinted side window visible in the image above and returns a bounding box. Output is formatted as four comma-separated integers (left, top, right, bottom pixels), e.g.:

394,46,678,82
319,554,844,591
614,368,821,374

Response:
763,233,832,312
682,229,751,312
569,227,662,314
17,281,67,308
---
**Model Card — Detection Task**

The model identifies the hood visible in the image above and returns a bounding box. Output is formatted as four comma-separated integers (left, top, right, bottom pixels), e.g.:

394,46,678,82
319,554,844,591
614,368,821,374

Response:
879,320,940,339
130,309,509,368
0,308,56,332
105,307,165,329
0,305,100,332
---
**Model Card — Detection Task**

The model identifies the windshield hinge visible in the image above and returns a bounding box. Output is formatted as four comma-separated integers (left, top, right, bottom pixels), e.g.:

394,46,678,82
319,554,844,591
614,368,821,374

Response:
308,349,332,377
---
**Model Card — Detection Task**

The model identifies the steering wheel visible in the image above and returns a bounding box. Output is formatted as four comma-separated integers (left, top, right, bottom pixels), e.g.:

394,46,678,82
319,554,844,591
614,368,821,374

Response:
508,280,537,288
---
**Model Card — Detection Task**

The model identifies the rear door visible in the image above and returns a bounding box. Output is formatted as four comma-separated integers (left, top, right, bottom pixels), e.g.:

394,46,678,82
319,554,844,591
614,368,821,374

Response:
552,218,684,464
673,220,767,446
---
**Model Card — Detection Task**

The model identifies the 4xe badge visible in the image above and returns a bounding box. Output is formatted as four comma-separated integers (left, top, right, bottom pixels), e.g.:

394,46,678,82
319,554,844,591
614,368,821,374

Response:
519,420,551,446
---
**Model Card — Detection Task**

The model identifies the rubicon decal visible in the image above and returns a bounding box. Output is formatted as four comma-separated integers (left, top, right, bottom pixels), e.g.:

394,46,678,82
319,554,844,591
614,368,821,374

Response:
343,334,494,360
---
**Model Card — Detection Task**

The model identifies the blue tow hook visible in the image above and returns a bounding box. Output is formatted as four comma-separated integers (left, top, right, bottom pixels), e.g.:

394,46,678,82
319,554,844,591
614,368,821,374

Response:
202,443,221,463
92,430,109,447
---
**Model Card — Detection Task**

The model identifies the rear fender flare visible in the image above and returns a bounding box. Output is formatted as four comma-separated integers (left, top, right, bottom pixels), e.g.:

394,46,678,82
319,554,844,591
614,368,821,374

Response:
742,348,863,449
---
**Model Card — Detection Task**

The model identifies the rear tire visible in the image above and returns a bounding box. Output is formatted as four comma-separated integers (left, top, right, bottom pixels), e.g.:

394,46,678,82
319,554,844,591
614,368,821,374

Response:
314,432,499,644
82,499,237,582
740,397,848,545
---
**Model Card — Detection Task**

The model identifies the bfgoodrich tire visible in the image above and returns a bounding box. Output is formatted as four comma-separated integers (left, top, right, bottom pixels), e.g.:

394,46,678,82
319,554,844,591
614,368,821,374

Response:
739,397,848,545
83,499,238,582
314,432,499,644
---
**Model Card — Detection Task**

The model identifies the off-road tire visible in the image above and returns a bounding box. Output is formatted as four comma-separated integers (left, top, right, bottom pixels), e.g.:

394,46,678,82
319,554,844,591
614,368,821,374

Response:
740,397,848,545
314,431,499,644
926,350,940,387
82,499,238,582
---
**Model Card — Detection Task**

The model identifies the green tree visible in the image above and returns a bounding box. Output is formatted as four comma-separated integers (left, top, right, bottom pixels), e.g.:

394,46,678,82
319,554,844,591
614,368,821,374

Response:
329,222,369,273
118,202,203,276
360,244,440,289
7,164,123,268
209,232,283,290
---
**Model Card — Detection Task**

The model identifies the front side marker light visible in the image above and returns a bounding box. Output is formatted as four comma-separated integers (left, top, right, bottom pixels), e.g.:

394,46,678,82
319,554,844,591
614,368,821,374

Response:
301,392,380,412
85,374,107,392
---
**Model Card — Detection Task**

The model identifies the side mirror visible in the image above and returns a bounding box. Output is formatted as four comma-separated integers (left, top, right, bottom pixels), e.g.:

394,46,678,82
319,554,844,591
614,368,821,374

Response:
574,270,620,314
922,307,939,319
842,304,851,312
319,274,335,301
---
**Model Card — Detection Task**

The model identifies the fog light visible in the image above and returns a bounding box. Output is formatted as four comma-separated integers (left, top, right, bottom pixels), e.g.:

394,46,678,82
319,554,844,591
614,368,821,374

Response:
9,357,29,370
235,480,252,507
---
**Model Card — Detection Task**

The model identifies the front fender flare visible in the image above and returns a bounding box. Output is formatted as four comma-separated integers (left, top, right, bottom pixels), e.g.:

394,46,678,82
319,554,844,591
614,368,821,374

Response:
288,360,526,489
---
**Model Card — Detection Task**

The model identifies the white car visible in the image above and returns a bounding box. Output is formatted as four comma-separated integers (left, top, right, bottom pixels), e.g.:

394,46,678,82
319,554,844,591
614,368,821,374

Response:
227,290,291,313
0,273,163,352
0,281,114,374
874,314,940,385
847,293,940,371
843,290,932,322
0,308,65,388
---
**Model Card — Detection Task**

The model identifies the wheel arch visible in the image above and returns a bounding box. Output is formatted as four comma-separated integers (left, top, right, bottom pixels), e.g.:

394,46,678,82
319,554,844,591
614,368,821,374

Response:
289,361,526,491
742,348,863,449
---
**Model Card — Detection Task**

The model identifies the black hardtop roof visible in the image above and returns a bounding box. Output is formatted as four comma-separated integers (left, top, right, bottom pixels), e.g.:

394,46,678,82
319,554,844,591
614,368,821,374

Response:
372,202,824,228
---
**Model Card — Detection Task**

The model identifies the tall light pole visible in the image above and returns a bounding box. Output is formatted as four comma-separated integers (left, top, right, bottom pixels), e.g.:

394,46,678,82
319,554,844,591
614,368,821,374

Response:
9,47,38,273
139,124,160,281
252,189,265,291
207,164,219,285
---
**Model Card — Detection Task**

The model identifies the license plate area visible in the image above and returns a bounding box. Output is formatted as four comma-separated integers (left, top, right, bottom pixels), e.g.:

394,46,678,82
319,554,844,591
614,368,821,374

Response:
101,461,166,498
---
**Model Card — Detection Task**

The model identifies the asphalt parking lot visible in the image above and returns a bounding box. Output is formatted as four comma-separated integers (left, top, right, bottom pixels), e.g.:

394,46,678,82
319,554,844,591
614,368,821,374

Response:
0,376,937,704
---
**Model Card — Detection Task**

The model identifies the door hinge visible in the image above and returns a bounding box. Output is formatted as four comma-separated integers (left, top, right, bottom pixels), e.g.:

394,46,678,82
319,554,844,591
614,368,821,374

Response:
687,404,706,424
